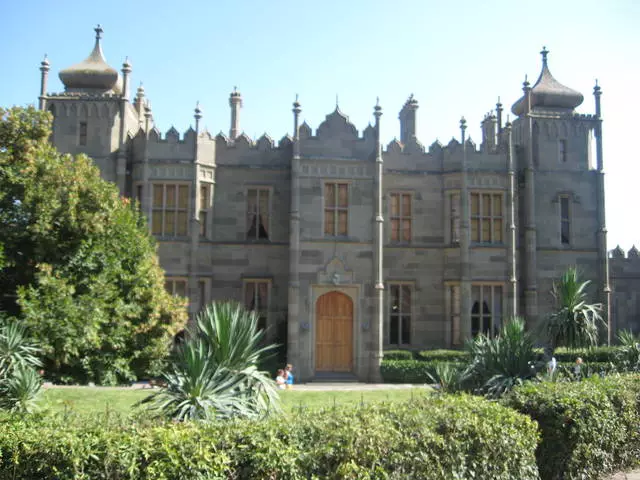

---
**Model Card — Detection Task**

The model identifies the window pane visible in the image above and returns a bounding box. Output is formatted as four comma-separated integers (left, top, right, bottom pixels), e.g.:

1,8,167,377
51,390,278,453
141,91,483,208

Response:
200,185,208,210
199,211,207,237
166,185,176,208
401,285,411,313
199,280,206,311
338,211,348,236
164,280,172,294
136,185,143,202
165,211,175,235
471,314,480,337
178,186,189,209
402,194,411,216
325,184,335,207
153,185,163,207
390,285,400,312
561,221,570,245
259,190,269,214
401,316,411,345
152,211,163,235
471,219,479,242
481,219,490,242
324,210,335,235
560,197,569,220
390,194,399,217
493,194,502,216
247,189,257,213
391,219,399,242
175,281,186,298
390,316,399,345
493,218,503,243
245,283,255,310
482,194,491,216
338,184,348,207
257,282,268,310
176,211,187,236
470,194,479,216
402,219,411,242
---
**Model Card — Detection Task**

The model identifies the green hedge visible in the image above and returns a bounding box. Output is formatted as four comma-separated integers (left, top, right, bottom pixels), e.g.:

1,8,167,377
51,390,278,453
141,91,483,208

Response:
0,395,539,479
506,374,640,480
551,346,619,363
383,349,415,360
380,359,466,383
417,349,469,362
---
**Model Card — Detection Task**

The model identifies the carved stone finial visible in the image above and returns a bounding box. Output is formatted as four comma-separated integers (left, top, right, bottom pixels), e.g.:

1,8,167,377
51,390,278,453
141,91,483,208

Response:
540,46,549,65
594,79,602,96
612,245,625,258
194,101,202,119
523,74,530,90
629,245,639,258
95,24,103,41
460,116,467,131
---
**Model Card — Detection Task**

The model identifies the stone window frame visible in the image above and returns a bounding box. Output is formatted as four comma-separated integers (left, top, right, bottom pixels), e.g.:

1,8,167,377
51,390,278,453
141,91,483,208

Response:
386,281,414,347
165,277,188,304
199,182,213,239
552,191,579,248
558,139,568,163
470,191,504,245
243,278,272,332
444,282,462,347
322,180,351,238
471,283,504,338
446,190,461,245
245,186,272,241
388,191,413,244
151,182,190,238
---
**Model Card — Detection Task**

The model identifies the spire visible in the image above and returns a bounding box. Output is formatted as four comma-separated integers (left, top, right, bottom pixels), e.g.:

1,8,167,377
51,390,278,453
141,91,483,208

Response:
95,24,103,41
496,96,503,135
594,79,602,118
460,116,467,143
399,94,419,144
40,54,50,72
121,57,132,99
540,46,549,67
39,54,50,110
229,87,242,140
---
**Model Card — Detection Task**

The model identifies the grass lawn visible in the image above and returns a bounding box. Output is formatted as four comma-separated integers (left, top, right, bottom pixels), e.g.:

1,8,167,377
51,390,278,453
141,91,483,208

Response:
41,387,427,417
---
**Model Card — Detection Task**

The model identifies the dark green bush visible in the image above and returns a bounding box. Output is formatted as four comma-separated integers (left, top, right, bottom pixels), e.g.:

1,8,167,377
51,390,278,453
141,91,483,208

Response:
552,346,618,363
0,395,540,479
417,349,469,362
381,359,465,383
383,349,415,360
505,374,640,480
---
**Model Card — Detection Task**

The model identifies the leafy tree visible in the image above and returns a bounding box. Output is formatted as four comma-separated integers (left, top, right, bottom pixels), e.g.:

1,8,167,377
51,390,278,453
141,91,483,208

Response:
0,106,187,384
541,267,604,353
142,301,280,421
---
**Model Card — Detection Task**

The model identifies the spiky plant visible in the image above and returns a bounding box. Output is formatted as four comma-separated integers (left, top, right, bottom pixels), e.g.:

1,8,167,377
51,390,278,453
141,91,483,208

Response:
426,362,466,393
541,267,604,352
0,317,43,412
616,329,640,372
141,302,280,421
465,317,538,398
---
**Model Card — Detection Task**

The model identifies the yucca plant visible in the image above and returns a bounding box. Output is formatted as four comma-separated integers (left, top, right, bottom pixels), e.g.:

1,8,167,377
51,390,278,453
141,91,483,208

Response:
141,302,281,421
465,317,538,398
541,267,604,352
0,317,43,412
616,329,640,372
426,362,466,393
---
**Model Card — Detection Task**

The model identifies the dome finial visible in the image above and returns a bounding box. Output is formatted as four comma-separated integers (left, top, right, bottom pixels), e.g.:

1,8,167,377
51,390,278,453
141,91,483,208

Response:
540,46,549,66
95,24,103,41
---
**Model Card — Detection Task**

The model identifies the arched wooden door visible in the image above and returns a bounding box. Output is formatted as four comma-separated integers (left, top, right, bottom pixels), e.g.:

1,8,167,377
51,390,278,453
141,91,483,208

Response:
315,291,353,372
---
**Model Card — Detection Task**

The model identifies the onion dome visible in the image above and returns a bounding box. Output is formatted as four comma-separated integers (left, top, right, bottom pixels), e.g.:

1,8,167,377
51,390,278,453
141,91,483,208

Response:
59,25,119,93
512,47,583,116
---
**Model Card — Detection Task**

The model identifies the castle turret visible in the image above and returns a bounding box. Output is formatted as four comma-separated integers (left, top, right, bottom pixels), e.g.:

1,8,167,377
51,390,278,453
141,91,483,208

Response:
481,111,497,152
229,87,242,140
39,55,50,111
398,95,418,144
121,58,131,100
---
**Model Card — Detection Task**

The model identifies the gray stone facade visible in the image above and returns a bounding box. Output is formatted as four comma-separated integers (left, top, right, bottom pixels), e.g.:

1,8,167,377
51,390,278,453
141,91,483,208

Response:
37,29,637,381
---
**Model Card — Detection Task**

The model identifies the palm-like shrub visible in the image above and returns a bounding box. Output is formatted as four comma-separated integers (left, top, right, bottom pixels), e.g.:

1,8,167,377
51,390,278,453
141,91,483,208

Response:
0,317,43,412
141,302,280,421
616,329,640,372
426,362,465,393
541,267,604,351
465,317,538,398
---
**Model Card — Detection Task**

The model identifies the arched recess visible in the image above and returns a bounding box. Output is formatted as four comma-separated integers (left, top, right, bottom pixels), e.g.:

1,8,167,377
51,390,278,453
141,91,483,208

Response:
315,291,353,372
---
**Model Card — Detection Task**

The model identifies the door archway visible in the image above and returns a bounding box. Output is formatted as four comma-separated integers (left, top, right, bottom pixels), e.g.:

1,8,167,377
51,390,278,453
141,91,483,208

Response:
315,291,353,372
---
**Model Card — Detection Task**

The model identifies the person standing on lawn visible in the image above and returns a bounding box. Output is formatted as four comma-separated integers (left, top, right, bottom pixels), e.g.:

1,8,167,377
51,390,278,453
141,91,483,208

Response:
285,364,294,389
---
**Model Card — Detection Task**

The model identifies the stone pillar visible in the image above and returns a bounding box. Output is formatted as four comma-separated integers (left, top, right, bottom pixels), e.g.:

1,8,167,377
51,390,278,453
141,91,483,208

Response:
116,58,132,196
496,97,503,138
188,103,203,324
39,55,50,111
370,99,384,382
459,117,472,343
594,82,611,344
398,95,418,144
506,120,518,318
287,96,302,375
229,87,242,140
523,78,539,324
143,102,152,227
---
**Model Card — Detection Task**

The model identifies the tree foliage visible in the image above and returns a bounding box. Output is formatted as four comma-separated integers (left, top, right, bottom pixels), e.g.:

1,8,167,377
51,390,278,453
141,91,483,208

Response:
0,106,187,384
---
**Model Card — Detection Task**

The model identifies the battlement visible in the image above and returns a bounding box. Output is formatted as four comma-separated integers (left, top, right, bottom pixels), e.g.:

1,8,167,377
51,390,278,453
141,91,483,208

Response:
610,245,640,261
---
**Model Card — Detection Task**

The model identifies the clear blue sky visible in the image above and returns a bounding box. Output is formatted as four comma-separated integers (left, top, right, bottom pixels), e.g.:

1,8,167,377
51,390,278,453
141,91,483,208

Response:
1,0,639,249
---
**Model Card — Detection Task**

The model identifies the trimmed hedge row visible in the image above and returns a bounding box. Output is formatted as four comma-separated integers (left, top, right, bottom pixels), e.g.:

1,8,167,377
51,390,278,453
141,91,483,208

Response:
0,395,540,479
506,374,640,480
380,359,465,383
385,347,623,364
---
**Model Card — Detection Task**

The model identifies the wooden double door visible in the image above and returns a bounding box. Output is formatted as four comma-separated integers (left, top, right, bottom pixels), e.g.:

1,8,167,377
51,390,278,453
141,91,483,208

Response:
315,291,354,372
